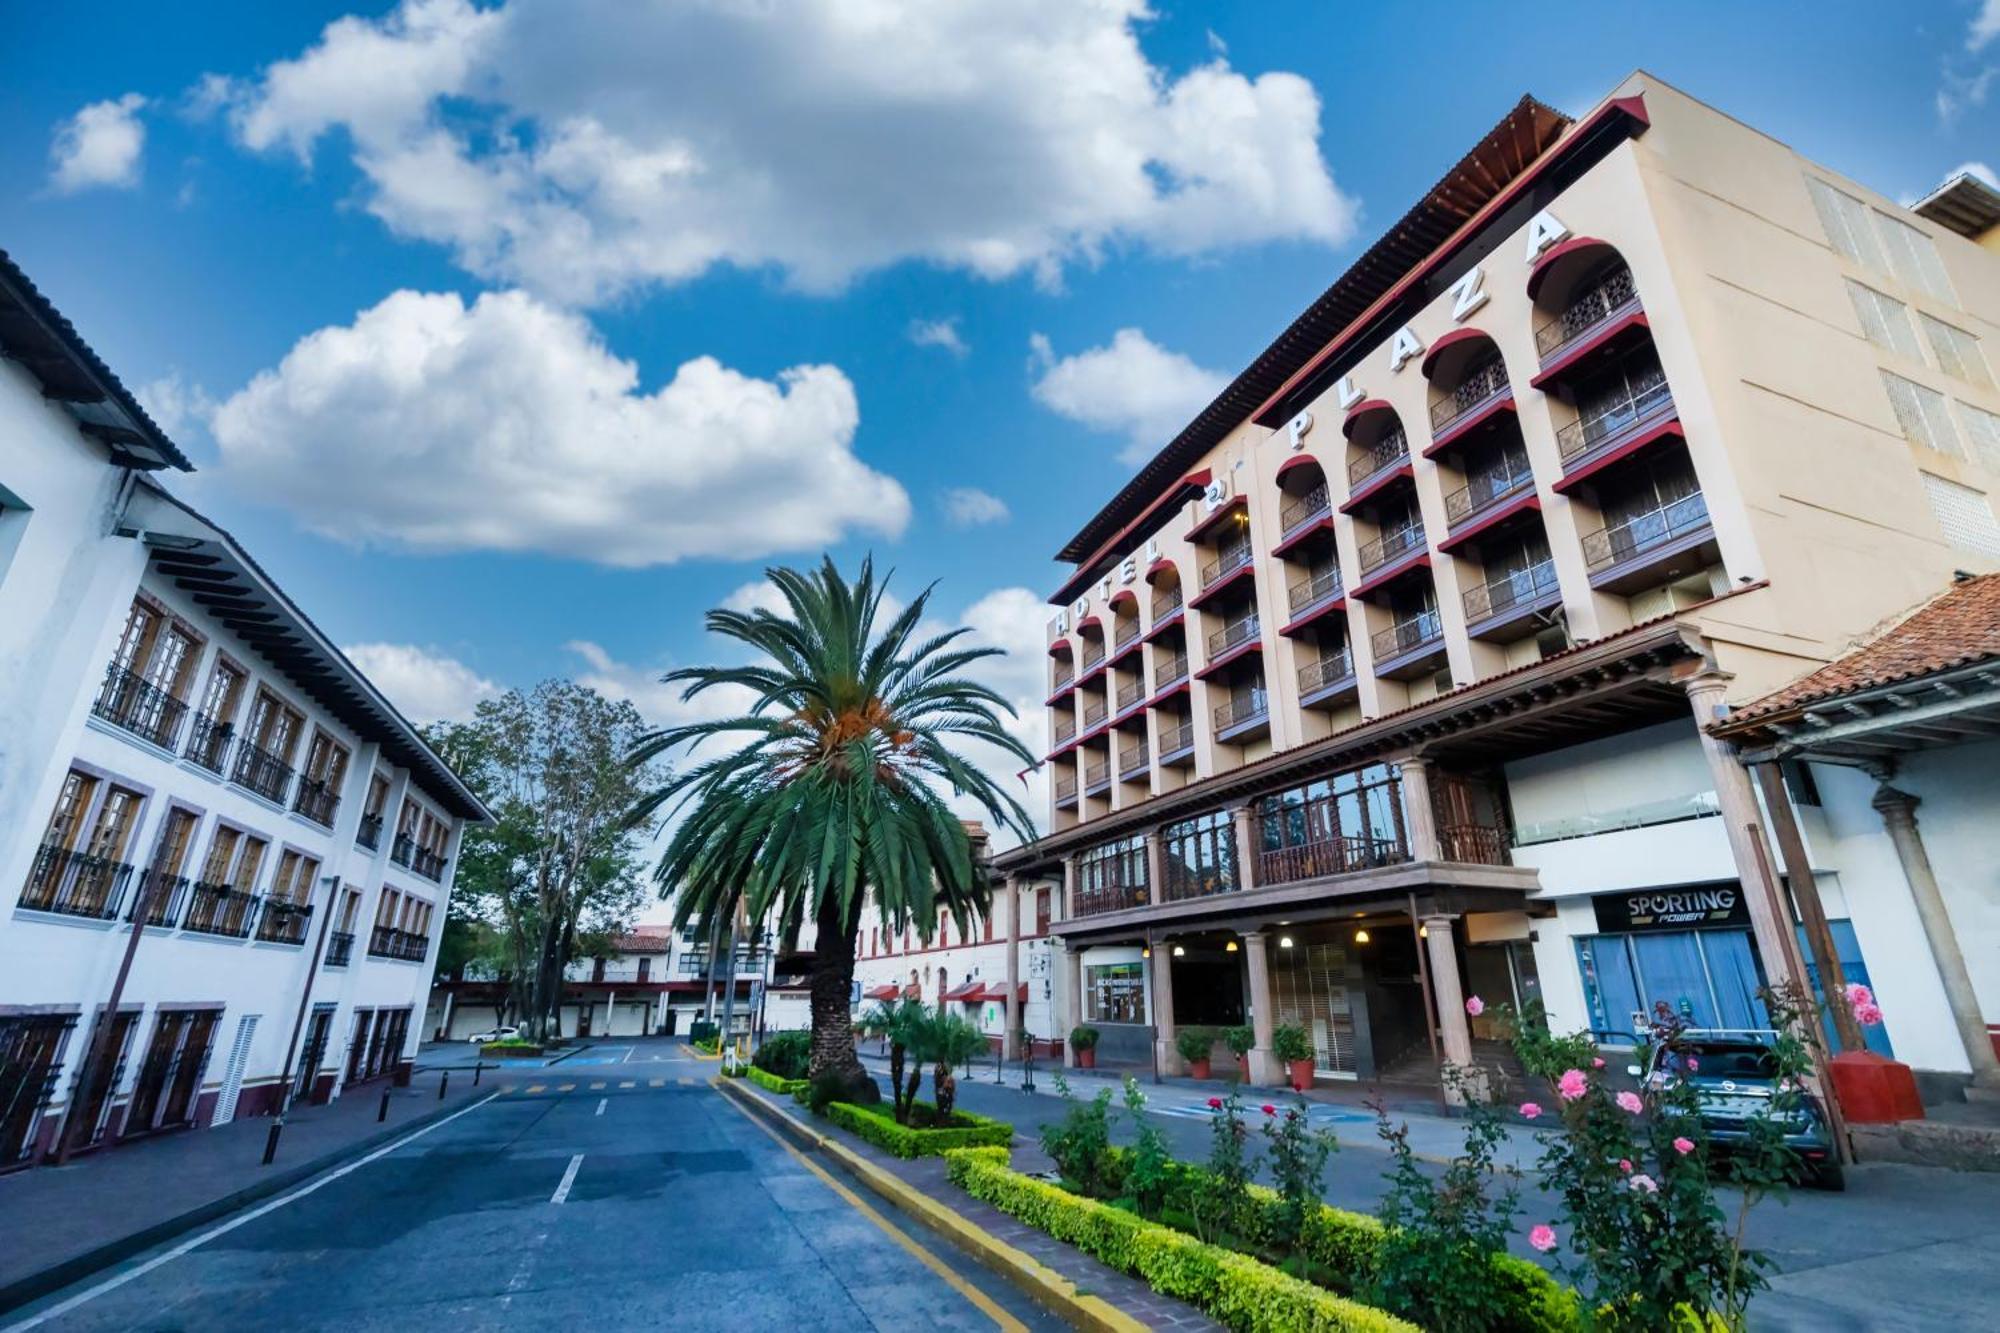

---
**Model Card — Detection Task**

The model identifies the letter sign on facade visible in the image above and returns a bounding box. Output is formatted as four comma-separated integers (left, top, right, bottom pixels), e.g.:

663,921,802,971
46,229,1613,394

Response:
1448,266,1489,321
1524,210,1570,261
1203,477,1229,510
1072,597,1089,620
1145,537,1160,561
1287,410,1314,450
1335,375,1364,409
1387,326,1424,373
1119,557,1137,584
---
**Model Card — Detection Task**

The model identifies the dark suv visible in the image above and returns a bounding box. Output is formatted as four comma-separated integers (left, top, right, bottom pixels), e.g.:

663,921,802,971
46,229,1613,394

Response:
1631,1029,1843,1190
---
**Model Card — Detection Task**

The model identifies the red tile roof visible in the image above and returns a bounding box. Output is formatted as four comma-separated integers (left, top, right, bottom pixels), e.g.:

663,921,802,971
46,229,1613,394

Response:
1720,574,2000,729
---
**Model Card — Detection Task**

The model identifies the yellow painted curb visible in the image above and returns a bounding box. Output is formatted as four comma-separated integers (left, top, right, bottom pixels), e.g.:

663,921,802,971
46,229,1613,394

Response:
682,1043,723,1061
716,1078,1146,1333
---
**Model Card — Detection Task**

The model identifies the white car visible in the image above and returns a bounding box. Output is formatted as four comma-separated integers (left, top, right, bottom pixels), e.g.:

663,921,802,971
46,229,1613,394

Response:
467,1024,524,1044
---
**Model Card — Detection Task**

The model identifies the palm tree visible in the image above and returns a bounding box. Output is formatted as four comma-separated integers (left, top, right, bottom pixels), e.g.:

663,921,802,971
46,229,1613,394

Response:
857,998,922,1123
915,1004,989,1121
629,556,1033,1095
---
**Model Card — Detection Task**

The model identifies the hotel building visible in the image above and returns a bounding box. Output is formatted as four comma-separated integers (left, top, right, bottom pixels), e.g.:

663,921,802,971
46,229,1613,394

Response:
0,251,486,1167
988,72,2000,1096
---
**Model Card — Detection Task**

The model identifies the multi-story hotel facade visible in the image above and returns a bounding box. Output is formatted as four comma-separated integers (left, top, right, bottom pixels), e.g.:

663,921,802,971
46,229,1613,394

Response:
988,73,2000,1095
0,252,486,1168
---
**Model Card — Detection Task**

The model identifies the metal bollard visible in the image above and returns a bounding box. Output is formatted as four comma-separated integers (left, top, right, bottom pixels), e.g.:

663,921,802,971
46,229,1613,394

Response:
472,1060,482,1087
378,1089,391,1122
439,1069,450,1100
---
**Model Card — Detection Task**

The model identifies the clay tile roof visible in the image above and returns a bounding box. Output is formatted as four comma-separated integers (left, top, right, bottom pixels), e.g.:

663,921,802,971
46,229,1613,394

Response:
1721,574,2000,728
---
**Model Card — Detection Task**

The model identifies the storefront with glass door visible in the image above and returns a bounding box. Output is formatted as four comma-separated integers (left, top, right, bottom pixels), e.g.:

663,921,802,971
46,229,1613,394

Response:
1574,884,1765,1037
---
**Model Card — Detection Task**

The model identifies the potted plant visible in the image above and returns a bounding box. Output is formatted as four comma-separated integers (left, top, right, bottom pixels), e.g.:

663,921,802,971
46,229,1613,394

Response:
1224,1024,1255,1081
1069,1024,1100,1069
1176,1025,1216,1079
1272,1023,1315,1091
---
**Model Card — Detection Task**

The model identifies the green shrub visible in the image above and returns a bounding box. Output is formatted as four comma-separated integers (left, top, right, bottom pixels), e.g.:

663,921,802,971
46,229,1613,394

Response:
1069,1024,1100,1051
945,1148,1416,1333
1176,1026,1217,1065
825,1098,1013,1159
1039,1072,1118,1196
752,1029,811,1081
1271,1023,1314,1064
743,1065,809,1096
1224,1025,1256,1058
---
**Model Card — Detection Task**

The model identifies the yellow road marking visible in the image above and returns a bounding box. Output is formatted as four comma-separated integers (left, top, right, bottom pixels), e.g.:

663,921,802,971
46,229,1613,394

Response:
526,1084,546,1094
558,1083,576,1092
719,1092,1025,1332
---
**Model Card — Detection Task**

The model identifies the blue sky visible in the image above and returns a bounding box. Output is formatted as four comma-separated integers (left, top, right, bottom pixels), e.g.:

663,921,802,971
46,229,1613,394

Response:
5,1,1998,791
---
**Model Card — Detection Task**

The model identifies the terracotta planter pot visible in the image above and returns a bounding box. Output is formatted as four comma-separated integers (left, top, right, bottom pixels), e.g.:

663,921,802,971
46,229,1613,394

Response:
1077,1047,1096,1069
1238,1055,1251,1081
1187,1058,1211,1080
1287,1058,1314,1092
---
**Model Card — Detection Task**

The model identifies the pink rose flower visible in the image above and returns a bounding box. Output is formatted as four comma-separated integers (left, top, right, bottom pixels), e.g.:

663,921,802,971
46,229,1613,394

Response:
1618,1158,1633,1174
1629,1173,1659,1194
1616,1090,1644,1115
1845,982,1874,1007
1519,1101,1542,1120
1529,1224,1557,1253
1557,1068,1588,1101
1686,1056,1699,1072
1591,1057,1605,1069
1206,1096,1222,1109
1465,995,1485,1017
1855,1002,1884,1027
1673,1137,1696,1155
1261,1104,1277,1116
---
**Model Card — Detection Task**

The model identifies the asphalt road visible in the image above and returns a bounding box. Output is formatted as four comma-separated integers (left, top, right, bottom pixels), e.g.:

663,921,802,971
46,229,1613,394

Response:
4,1044,1058,1333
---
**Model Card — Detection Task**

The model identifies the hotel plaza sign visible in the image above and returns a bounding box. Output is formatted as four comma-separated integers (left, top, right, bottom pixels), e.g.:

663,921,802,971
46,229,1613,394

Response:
1593,886,1752,934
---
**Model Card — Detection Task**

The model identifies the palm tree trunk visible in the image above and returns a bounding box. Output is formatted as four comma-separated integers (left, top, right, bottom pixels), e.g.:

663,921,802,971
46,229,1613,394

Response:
807,894,866,1083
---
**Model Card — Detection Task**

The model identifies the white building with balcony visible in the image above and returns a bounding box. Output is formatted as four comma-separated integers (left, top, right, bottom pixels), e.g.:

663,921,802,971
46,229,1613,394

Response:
0,250,487,1169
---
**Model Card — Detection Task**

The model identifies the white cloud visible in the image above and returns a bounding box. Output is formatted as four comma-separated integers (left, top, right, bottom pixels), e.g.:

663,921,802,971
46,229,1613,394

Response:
343,642,500,723
134,372,215,441
1951,160,2000,188
908,317,970,358
941,487,1009,527
222,0,1355,304
48,94,149,194
209,287,909,566
1972,0,2000,50
1029,327,1227,464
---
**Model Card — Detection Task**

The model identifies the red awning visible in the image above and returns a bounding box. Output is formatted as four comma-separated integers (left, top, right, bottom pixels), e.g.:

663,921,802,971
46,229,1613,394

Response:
976,982,1028,1004
942,981,986,1002
864,983,901,1000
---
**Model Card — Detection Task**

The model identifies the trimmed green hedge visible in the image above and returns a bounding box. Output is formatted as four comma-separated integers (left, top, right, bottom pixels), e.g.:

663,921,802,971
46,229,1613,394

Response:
946,1148,1415,1333
745,1066,809,1096
825,1099,1014,1159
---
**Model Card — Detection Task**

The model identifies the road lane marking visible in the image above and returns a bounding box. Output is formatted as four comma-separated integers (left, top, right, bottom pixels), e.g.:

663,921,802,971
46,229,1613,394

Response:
590,1080,606,1090
551,1153,584,1204
718,1094,1024,1332
619,1080,635,1088
595,1098,607,1116
558,1083,575,1092
1,1091,503,1332
649,1078,664,1087
678,1077,695,1087
526,1084,545,1093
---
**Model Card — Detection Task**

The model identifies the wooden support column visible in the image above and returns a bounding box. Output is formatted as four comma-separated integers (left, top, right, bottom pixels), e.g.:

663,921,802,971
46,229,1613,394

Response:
1753,763,1865,1053
1003,877,1022,1060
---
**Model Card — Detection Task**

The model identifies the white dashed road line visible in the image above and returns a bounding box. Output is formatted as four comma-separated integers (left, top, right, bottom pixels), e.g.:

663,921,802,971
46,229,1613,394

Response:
595,1098,607,1117
551,1153,584,1204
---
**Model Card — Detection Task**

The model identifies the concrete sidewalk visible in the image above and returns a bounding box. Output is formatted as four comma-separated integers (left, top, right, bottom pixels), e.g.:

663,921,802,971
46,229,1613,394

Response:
0,1074,492,1314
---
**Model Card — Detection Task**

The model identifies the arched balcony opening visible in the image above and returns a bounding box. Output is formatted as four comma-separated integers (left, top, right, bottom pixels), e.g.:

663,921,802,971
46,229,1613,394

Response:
1144,558,1186,640
1340,403,1415,517
1107,588,1143,669
1422,329,1516,456
1565,442,1720,597
1368,575,1449,682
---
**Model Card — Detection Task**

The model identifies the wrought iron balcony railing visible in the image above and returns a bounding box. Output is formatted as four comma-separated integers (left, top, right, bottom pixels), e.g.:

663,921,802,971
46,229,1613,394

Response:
357,812,384,851
92,665,190,752
1298,649,1354,696
1444,454,1536,526
413,848,448,882
1279,481,1331,536
391,833,416,867
1199,540,1253,589
1212,688,1269,733
1115,678,1144,712
1084,759,1111,792
231,740,295,805
1429,356,1511,436
1114,618,1141,649
1050,662,1075,691
1463,560,1561,624
1287,563,1343,614
369,925,430,962
1119,741,1149,777
324,931,356,968
183,882,260,939
255,898,315,946
1071,874,1148,918
1347,429,1409,489
19,844,133,920
1260,833,1407,887
128,871,191,928
1205,615,1260,660
1054,774,1079,803
1154,652,1189,691
1357,524,1425,576
293,777,340,828
1082,699,1109,729
1555,371,1673,465
1150,587,1183,621
1080,641,1107,670
1535,264,1639,360
1157,719,1195,758
1581,492,1711,575
1370,609,1445,662
183,712,234,774
1052,718,1077,745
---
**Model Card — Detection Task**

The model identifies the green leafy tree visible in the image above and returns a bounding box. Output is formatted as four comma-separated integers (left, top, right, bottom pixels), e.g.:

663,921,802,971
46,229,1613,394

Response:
427,681,657,1042
626,556,1033,1092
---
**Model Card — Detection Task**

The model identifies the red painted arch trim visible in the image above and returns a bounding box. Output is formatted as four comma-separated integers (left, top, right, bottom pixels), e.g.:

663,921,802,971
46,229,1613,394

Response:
1527,235,1617,301
1048,639,1073,658
1143,558,1178,584
1075,614,1103,633
1341,399,1397,439
1275,453,1324,479
1419,326,1498,379
1107,588,1138,610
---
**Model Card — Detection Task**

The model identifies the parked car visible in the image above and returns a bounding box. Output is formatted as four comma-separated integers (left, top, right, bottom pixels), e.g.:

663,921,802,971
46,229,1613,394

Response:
1630,1028,1843,1190
467,1024,524,1045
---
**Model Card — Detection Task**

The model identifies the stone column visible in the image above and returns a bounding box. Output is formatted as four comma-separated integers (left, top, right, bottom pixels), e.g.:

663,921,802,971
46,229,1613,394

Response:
1685,671,1805,992
1002,878,1022,1060
1152,940,1181,1075
1062,854,1079,920
1398,755,1443,861
1423,914,1477,1104
1243,930,1282,1086
1061,944,1084,1068
1873,786,2000,1091
1146,830,1167,906
1230,803,1259,890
